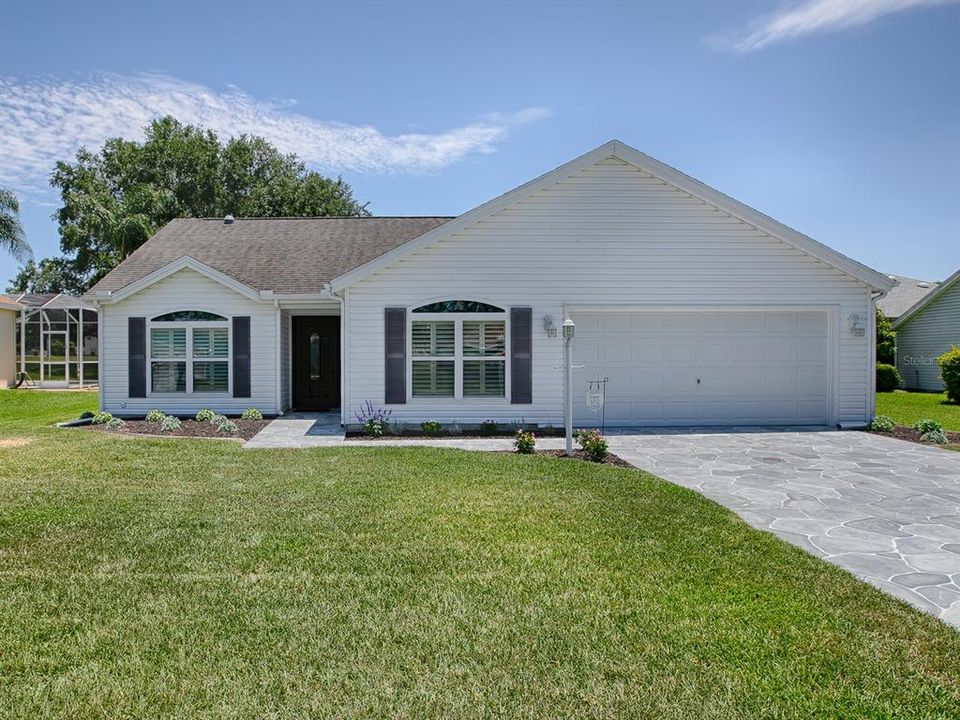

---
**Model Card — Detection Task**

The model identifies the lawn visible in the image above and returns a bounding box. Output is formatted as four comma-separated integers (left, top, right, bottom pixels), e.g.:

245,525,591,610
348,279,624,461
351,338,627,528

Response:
1,391,958,719
876,390,960,431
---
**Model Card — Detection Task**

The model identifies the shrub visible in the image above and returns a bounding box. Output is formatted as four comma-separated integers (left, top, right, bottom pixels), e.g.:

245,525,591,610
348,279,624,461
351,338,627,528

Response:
875,363,901,392
91,411,112,425
876,309,896,365
210,414,228,426
160,415,181,432
216,419,239,434
105,417,125,430
920,430,948,445
362,419,385,438
576,428,608,462
241,408,263,421
514,428,536,454
913,418,943,435
936,345,960,403
421,420,442,436
195,408,215,422
479,420,498,437
868,415,895,432
145,409,165,423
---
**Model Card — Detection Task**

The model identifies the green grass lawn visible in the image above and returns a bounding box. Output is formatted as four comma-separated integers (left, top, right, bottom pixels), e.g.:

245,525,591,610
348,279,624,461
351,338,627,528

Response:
1,391,958,718
876,390,960,431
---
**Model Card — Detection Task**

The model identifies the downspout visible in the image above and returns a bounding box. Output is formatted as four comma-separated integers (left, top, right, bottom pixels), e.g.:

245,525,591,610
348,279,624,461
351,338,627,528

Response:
326,282,347,426
274,299,282,415
868,289,887,424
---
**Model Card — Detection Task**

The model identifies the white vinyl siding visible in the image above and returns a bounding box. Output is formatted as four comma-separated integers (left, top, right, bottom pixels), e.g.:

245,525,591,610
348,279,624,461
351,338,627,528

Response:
100,267,277,416
344,156,874,426
896,279,960,391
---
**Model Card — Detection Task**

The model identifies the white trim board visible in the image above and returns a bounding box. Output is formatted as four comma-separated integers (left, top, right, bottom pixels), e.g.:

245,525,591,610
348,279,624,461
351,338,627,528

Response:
331,140,894,294
88,256,264,304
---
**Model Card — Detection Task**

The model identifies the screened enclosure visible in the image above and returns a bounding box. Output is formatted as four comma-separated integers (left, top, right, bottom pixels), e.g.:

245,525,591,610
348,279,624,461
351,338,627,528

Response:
10,293,99,388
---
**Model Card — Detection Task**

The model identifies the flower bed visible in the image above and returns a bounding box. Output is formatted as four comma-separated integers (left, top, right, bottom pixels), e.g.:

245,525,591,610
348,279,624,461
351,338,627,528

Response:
85,418,269,441
867,426,960,449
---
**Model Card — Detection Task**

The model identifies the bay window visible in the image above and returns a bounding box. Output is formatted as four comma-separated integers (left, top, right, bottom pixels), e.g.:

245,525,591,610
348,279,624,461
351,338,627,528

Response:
149,311,230,394
410,301,507,399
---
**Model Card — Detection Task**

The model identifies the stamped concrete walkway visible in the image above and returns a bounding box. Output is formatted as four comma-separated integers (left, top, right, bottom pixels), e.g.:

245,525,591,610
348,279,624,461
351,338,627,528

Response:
246,419,960,628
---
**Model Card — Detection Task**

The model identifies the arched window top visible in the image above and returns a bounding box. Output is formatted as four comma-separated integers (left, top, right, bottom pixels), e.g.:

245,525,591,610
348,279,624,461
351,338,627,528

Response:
412,300,504,313
152,311,227,322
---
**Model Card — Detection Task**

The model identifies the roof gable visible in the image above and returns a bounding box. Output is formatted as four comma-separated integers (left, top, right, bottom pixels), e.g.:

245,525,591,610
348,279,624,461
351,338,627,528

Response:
331,140,894,292
893,268,960,328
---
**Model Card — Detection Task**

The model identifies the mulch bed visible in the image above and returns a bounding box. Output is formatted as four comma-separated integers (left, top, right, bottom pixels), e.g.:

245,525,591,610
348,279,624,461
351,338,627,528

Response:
344,429,565,440
496,448,633,467
868,426,960,447
85,419,270,441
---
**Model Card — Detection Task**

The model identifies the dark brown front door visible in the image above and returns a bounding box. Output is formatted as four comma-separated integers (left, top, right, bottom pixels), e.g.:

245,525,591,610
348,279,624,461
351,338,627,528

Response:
292,316,340,410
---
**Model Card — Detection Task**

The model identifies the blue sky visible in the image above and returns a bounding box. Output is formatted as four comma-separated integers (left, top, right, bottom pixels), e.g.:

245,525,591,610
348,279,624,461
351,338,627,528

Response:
2,0,958,288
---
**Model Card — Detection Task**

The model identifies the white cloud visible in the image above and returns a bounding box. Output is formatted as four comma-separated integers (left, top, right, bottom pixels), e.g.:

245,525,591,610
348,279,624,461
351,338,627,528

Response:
0,73,550,193
720,0,958,53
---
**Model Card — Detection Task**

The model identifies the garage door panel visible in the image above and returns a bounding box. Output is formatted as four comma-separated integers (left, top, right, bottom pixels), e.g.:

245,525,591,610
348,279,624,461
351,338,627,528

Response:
573,310,830,426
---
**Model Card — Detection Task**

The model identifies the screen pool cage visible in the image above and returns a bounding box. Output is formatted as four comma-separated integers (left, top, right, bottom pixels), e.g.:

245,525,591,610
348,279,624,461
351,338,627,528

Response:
9,293,99,388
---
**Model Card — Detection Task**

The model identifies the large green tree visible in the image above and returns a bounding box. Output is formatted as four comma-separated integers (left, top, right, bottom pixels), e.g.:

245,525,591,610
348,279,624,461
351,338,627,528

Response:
0,187,32,263
48,116,369,290
7,257,85,295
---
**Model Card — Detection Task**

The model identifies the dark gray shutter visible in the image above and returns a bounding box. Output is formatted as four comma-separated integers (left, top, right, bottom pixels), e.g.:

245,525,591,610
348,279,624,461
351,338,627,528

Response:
128,317,146,398
511,307,532,404
232,316,251,398
385,307,406,404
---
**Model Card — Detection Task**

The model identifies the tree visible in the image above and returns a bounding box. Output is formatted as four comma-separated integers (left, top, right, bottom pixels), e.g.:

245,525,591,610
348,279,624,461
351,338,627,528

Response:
7,257,86,295
876,308,896,365
50,116,369,290
0,187,32,263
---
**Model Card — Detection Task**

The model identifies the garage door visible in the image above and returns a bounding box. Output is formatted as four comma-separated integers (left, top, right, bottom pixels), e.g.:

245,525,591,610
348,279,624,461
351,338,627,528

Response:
572,310,831,427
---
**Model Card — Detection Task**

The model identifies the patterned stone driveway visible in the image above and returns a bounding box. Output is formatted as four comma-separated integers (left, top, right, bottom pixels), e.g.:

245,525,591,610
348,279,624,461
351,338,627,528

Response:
605,430,960,628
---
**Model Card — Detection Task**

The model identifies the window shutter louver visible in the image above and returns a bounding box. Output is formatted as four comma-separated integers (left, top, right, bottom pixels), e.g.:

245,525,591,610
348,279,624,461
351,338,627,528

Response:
232,316,251,398
510,307,532,404
385,308,407,404
128,317,146,398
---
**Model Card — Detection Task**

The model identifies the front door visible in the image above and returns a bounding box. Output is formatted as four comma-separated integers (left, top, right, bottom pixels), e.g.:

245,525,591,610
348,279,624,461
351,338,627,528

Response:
292,316,340,411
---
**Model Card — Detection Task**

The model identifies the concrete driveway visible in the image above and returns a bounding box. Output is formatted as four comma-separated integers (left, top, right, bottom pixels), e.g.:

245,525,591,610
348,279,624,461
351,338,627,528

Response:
606,430,960,628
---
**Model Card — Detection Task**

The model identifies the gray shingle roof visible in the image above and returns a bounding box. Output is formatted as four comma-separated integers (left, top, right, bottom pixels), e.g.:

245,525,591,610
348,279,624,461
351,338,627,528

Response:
89,217,453,295
876,275,940,320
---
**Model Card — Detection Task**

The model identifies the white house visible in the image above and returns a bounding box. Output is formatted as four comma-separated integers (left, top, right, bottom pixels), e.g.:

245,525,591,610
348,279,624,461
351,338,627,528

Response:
0,296,23,388
87,140,894,428
894,268,960,392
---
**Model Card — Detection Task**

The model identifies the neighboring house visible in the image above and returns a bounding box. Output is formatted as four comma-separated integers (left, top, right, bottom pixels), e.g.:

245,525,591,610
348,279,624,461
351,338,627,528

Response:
86,140,894,428
893,268,960,392
0,296,23,388
876,275,938,322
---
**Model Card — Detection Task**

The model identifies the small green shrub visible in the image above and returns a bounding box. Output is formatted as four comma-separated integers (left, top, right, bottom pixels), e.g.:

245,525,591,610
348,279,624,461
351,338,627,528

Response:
920,429,948,445
868,415,895,432
195,408,215,422
479,420,498,437
514,429,536,454
421,420,442,436
913,418,943,434
210,414,228,426
105,417,125,430
216,419,239,434
145,409,165,423
936,345,960,403
576,428,608,462
91,411,112,425
160,415,181,432
241,408,263,421
362,419,385,438
875,363,901,392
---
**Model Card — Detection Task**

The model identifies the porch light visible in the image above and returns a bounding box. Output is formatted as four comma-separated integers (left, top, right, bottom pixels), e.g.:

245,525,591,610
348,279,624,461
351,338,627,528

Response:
562,316,575,340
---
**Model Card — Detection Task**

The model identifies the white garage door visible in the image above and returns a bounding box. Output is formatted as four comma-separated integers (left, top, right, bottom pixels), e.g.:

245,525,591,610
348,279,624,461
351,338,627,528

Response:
572,310,831,427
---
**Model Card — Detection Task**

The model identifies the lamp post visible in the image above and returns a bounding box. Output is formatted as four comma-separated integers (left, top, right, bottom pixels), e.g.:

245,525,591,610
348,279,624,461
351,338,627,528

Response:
562,316,575,456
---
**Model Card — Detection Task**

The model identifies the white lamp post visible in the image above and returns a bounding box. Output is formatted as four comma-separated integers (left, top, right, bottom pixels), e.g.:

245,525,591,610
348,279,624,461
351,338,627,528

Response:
562,316,575,456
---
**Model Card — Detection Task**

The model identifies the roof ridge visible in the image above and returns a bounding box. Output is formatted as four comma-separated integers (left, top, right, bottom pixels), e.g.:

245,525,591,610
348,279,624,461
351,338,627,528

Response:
178,215,456,221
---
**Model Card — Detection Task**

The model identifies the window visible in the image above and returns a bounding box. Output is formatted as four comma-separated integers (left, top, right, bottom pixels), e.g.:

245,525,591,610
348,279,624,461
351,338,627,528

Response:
410,302,507,400
149,313,229,394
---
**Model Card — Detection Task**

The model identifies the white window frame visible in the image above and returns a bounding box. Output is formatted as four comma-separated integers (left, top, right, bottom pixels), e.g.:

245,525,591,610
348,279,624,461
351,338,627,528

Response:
147,314,232,397
408,311,510,402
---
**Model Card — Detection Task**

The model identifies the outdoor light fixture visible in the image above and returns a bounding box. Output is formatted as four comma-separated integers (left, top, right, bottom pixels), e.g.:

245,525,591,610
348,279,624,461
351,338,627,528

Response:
562,316,575,341
562,315,575,455
847,313,865,337
542,315,556,337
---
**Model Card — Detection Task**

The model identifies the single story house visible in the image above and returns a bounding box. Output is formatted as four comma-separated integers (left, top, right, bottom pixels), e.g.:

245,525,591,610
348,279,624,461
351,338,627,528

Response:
876,275,938,322
894,268,960,392
0,295,23,388
87,140,895,428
